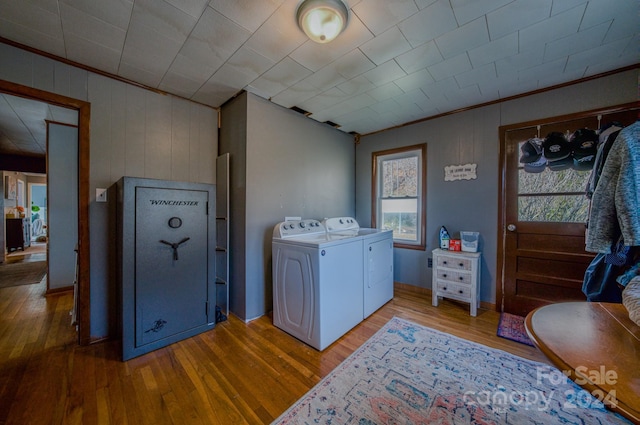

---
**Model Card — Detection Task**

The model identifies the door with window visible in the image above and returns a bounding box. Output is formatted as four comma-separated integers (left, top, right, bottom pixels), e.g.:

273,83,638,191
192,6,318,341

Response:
499,106,637,317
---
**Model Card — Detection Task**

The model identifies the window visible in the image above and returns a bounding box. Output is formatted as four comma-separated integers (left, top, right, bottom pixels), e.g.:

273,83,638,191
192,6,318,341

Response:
517,140,591,223
372,144,426,250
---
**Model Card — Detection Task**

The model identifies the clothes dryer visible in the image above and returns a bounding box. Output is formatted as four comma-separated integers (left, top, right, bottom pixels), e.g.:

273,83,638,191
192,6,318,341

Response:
272,219,363,350
323,217,394,317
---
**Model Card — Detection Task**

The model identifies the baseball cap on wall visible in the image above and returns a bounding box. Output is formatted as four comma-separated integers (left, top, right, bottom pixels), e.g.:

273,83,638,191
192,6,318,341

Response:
543,132,571,161
548,156,573,171
570,128,598,159
519,138,543,163
523,152,547,173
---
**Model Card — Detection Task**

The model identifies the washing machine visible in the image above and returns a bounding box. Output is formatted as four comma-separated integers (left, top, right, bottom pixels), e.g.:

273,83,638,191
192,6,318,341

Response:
272,219,364,350
324,217,394,317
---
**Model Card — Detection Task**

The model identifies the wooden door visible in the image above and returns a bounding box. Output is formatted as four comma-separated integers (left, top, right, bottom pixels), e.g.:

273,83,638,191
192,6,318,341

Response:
498,105,638,317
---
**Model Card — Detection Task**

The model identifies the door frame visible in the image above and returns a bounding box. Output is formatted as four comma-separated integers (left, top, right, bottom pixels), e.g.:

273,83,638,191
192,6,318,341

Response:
0,79,91,345
496,101,639,312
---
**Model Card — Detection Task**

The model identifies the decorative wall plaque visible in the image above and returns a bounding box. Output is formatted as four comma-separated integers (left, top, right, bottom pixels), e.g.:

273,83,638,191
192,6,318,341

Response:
444,163,477,181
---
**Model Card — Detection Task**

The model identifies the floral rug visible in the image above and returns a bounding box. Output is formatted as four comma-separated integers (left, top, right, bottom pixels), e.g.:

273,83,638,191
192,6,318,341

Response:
497,312,535,347
272,317,630,424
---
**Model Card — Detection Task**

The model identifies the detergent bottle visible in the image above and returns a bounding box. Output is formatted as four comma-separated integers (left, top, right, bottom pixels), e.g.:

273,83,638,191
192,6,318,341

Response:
439,226,450,250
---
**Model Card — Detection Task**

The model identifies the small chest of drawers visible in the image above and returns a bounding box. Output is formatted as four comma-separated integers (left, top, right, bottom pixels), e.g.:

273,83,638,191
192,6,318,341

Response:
431,248,481,316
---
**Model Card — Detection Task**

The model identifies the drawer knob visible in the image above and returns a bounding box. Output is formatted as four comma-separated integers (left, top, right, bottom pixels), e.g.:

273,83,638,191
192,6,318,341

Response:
443,274,448,278
443,260,448,265
443,287,447,291
459,276,464,281
459,262,464,267
458,289,464,294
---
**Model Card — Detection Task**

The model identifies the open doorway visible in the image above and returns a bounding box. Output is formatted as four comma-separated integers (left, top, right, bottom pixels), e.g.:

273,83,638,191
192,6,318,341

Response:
0,80,91,345
29,181,47,242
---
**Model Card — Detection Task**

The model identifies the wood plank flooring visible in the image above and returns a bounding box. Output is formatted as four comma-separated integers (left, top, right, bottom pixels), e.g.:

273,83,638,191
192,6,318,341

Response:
0,279,549,425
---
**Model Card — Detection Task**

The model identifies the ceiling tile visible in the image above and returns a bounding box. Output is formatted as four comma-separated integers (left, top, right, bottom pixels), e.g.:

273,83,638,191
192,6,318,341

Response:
244,1,307,63
427,53,472,81
543,21,610,62
468,33,517,67
270,80,321,108
59,0,134,29
581,0,637,29
519,4,585,52
131,0,198,43
60,3,127,52
495,46,545,78
398,0,458,47
362,60,407,87
337,75,377,96
249,57,313,98
165,0,209,19
352,0,418,35
64,34,122,74
454,62,496,88
420,77,459,98
360,26,412,65
602,7,639,43
157,70,204,98
435,16,489,59
565,36,632,73
289,15,373,71
208,0,283,32
550,0,587,15
395,41,444,74
299,87,351,112
394,69,434,92
178,8,251,72
369,98,401,114
333,49,376,80
450,0,512,25
487,0,552,40
367,82,404,101
517,57,567,84
301,65,347,90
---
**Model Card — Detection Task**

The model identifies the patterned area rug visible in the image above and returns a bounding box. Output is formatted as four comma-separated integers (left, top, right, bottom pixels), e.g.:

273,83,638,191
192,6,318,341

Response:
497,312,535,347
0,260,46,289
273,317,630,424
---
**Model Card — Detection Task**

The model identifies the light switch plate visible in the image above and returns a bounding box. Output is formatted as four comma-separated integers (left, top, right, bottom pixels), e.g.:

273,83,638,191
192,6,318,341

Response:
96,188,107,202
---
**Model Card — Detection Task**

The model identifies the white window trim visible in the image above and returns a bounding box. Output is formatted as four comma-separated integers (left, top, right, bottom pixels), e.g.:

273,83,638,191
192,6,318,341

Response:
372,143,427,250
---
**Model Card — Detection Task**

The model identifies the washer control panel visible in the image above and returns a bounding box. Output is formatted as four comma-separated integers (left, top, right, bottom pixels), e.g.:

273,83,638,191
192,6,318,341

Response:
273,219,326,238
323,217,360,233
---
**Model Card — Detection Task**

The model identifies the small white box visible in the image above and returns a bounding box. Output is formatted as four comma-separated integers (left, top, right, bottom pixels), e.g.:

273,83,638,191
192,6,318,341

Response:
460,231,479,252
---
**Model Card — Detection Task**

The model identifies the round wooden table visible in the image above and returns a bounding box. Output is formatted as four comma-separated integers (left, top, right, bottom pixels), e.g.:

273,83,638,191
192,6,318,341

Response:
525,302,640,424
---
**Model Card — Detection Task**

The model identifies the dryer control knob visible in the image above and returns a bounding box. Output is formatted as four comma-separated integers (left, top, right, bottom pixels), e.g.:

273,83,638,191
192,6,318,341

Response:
299,222,306,228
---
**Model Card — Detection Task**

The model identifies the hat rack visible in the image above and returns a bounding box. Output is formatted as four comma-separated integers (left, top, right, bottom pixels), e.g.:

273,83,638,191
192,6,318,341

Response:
503,102,639,174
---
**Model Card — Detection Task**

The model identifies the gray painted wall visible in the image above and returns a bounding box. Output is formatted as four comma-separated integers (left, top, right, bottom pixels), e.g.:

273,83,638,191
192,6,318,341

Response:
219,94,248,320
355,69,639,306
0,42,218,339
221,92,355,321
47,123,78,290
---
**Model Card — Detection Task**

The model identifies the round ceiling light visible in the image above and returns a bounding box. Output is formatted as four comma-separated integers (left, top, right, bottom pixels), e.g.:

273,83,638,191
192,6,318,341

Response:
296,0,349,44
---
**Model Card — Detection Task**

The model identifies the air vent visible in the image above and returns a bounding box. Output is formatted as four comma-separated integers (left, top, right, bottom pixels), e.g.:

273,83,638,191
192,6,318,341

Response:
324,120,341,128
289,106,311,116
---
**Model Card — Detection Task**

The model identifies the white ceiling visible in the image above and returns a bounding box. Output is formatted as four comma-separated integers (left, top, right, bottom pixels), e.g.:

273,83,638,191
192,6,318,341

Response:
0,0,638,155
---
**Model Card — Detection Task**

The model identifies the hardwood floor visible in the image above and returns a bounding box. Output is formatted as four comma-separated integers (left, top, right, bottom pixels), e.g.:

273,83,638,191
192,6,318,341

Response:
0,279,549,425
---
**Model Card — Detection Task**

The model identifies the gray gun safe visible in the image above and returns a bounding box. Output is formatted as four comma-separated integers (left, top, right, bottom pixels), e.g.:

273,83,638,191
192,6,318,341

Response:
112,177,216,360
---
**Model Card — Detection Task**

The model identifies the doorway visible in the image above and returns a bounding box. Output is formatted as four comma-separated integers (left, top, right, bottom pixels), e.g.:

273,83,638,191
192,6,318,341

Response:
0,80,91,345
497,103,639,316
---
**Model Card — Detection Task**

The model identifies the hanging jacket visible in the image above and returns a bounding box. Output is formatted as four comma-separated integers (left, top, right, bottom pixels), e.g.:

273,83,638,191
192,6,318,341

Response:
586,122,640,253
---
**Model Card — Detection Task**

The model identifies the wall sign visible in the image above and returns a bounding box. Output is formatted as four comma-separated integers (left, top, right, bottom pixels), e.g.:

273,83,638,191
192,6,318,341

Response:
444,163,477,181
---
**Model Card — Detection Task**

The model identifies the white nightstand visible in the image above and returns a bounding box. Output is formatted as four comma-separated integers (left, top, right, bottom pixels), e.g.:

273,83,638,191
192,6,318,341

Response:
431,248,481,316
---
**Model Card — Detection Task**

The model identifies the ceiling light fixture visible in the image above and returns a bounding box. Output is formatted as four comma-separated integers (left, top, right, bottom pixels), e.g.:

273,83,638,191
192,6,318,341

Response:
296,0,349,44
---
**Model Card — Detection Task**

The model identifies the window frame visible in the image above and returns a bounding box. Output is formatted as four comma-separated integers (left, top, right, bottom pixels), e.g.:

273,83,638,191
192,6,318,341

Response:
371,143,427,250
